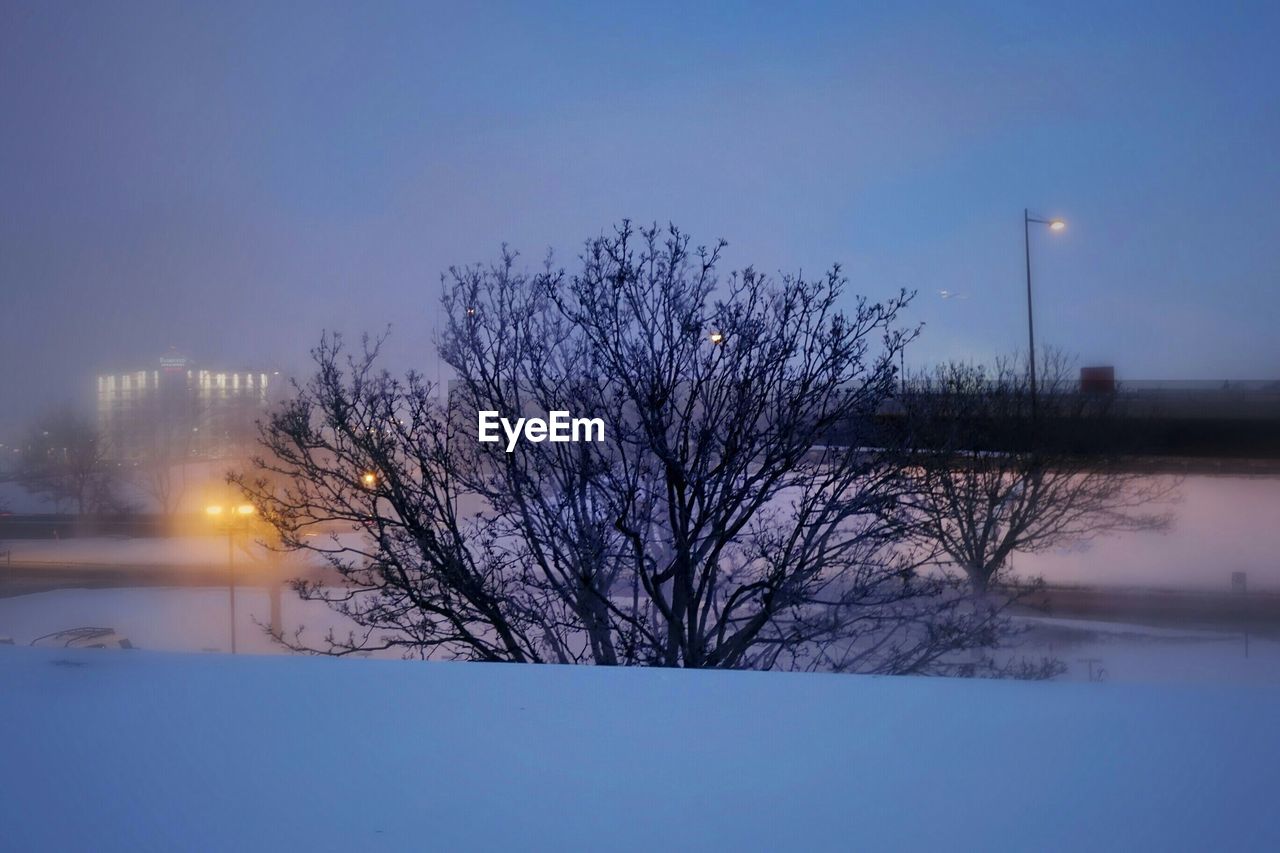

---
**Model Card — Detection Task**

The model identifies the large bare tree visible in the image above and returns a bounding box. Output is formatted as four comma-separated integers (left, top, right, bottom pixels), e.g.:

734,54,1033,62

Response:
239,223,1031,675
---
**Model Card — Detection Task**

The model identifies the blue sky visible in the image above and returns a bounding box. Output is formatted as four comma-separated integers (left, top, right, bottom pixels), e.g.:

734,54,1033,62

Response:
2,0,1278,428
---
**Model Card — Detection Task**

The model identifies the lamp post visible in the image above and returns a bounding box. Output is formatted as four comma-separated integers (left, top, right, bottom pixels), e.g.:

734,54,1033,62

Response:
206,502,256,654
1023,209,1066,419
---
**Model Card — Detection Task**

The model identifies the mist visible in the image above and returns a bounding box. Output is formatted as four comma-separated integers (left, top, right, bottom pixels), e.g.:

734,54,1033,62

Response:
4,3,1280,850
4,1,1280,440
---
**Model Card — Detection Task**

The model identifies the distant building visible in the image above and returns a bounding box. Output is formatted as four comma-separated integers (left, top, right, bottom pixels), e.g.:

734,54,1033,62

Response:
96,352,276,461
1079,366,1117,394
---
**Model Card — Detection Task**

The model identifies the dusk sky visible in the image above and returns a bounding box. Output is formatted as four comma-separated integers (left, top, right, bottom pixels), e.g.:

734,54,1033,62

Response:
3,0,1278,433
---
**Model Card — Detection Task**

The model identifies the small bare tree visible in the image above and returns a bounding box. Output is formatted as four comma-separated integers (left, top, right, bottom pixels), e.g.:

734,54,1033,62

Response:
897,355,1177,596
18,411,114,514
136,416,194,517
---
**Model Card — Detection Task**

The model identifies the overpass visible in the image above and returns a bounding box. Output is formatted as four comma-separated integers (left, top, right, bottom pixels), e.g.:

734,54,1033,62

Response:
863,378,1280,473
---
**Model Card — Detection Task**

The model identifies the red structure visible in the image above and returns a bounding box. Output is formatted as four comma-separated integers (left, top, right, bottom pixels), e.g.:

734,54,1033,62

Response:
1080,366,1116,394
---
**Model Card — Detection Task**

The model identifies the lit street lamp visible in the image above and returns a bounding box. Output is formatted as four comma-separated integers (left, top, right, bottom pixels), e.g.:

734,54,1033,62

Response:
206,502,256,654
1023,209,1066,419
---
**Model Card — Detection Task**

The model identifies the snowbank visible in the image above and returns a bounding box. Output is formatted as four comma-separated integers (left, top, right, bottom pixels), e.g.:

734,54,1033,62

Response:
2,648,1277,851
7,588,1280,685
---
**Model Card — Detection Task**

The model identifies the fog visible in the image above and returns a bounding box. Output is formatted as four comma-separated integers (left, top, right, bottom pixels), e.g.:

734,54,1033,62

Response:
1018,475,1280,590
4,2,1280,439
4,7,1280,846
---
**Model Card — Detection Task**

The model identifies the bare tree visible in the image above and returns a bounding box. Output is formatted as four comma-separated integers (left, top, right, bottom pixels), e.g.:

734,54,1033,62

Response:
17,411,115,514
437,222,1010,673
232,334,546,661
896,355,1178,596
238,223,1034,675
135,416,194,517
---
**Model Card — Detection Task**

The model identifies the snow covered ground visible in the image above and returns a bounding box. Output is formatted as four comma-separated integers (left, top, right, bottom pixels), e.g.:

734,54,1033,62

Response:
1,646,1277,851
4,587,1279,686
0,587,334,654
1009,616,1280,685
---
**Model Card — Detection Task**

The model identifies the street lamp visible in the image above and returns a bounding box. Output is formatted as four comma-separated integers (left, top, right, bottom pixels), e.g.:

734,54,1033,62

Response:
708,331,725,345
206,502,256,654
1023,209,1066,418
361,471,378,488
